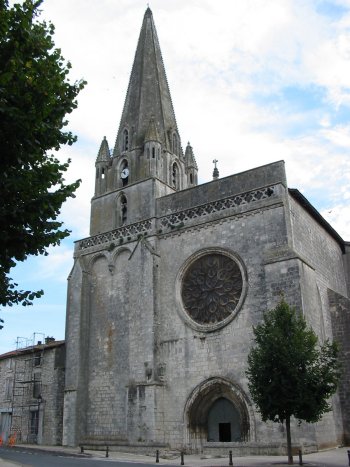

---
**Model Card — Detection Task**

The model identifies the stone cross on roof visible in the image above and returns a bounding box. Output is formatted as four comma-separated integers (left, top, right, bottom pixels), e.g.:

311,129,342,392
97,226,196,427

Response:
212,159,219,180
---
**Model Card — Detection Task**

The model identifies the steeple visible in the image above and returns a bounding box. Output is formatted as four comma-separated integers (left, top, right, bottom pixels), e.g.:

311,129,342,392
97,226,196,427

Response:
96,136,110,162
113,7,181,156
185,142,198,187
95,136,111,196
90,8,199,236
185,142,198,170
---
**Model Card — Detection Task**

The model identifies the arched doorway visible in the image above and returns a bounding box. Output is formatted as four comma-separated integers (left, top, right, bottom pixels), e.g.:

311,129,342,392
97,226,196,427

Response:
184,378,253,451
207,397,241,442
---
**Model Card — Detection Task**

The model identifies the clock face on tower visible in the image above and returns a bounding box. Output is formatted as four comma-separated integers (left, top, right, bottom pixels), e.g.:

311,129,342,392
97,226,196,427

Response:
121,167,129,179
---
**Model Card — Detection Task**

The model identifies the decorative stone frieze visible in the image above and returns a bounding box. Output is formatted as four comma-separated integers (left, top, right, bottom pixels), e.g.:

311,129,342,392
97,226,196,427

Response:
78,219,152,250
160,186,275,228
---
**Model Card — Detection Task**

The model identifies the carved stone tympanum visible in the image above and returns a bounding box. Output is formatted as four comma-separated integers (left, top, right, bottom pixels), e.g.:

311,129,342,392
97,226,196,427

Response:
181,254,243,325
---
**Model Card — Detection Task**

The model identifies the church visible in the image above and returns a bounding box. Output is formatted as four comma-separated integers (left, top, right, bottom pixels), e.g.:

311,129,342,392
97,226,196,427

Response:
63,8,350,454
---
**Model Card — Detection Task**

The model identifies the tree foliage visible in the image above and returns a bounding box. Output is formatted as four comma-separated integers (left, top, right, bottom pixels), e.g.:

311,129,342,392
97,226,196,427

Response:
246,299,341,463
0,0,86,307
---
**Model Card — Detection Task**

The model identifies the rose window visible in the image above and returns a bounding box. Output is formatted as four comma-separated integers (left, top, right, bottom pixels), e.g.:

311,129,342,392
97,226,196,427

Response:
181,254,243,325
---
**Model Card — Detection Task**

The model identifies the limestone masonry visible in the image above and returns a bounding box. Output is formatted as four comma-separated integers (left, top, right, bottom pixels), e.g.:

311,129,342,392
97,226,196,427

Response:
4,7,348,455
0,339,65,445
62,8,350,454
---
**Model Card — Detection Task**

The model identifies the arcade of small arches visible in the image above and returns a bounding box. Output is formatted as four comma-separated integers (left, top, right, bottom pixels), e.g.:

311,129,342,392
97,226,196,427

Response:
96,141,189,193
146,145,160,159
122,127,180,157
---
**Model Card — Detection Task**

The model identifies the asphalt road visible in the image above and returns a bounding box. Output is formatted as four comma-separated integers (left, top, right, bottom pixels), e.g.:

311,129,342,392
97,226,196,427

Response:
1,445,349,467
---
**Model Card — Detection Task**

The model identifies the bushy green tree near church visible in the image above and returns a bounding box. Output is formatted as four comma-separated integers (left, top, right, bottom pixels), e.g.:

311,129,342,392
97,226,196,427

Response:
0,0,86,308
246,299,341,465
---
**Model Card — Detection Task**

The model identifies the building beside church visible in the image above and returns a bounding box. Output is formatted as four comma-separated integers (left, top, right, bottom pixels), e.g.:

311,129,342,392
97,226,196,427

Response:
0,338,65,445
62,8,350,454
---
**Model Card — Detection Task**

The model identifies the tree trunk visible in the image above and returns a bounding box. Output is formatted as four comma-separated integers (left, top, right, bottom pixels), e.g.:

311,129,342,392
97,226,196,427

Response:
286,415,293,464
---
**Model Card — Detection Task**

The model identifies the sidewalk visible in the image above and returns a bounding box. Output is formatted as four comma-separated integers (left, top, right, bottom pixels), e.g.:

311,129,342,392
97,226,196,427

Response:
0,444,349,466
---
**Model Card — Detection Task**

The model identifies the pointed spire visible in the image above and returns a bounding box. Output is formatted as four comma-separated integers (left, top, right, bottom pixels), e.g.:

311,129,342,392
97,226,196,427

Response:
185,142,198,169
96,136,110,163
114,8,180,154
144,116,160,142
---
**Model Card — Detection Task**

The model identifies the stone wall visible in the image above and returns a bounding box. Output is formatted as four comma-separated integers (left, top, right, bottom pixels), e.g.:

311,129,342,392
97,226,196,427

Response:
328,289,350,444
288,193,348,447
0,342,65,445
64,160,349,453
40,346,65,445
156,160,287,215
153,192,326,450
289,193,347,301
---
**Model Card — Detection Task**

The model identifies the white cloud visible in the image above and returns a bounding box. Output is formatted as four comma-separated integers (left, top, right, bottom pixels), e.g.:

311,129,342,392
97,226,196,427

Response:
321,123,350,147
35,245,74,282
322,204,350,239
37,0,350,239
2,0,350,353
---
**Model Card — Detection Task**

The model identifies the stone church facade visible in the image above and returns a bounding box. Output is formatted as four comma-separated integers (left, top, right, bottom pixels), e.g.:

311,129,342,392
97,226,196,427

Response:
63,8,350,454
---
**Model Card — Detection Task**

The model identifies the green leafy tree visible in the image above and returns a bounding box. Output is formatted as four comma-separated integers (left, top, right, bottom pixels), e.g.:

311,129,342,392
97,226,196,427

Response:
246,299,341,464
0,0,86,308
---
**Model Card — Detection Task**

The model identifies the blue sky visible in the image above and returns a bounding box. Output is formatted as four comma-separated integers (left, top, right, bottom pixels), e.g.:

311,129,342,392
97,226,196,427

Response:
1,0,350,354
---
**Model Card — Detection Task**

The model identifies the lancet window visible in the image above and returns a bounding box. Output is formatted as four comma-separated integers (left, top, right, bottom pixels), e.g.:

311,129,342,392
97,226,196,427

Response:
120,195,127,225
123,129,129,152
172,162,179,189
173,133,178,155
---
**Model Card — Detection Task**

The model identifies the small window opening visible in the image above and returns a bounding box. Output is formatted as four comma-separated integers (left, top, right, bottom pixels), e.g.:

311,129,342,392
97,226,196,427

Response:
101,168,105,179
147,147,150,158
34,353,42,367
120,195,127,225
190,173,193,184
172,163,178,189
152,147,155,158
173,133,177,155
5,377,13,399
33,373,41,399
123,129,129,151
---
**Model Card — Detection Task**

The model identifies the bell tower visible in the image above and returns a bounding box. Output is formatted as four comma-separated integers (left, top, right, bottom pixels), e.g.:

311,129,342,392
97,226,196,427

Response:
89,7,197,236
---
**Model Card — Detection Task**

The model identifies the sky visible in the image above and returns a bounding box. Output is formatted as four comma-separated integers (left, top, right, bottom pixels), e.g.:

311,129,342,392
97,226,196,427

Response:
1,0,350,354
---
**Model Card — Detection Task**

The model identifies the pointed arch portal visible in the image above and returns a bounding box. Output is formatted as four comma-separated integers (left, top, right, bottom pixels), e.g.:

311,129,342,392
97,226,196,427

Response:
207,397,241,442
184,378,253,449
